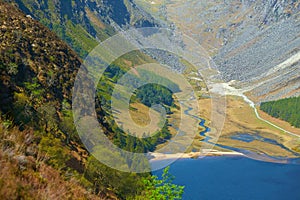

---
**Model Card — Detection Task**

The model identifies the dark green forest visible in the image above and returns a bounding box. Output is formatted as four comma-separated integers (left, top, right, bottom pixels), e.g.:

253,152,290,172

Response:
136,84,175,108
260,96,300,128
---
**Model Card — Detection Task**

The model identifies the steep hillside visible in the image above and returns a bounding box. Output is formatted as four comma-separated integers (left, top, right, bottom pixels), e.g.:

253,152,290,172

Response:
0,118,102,199
144,0,300,102
0,0,82,120
0,2,152,199
4,0,186,158
10,0,159,57
211,0,300,102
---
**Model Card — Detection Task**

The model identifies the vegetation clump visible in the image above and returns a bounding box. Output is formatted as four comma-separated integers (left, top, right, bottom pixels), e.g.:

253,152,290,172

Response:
260,96,300,128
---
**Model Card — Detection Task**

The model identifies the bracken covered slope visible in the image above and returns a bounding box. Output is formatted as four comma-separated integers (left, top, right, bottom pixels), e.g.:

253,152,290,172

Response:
0,2,148,199
0,1,82,115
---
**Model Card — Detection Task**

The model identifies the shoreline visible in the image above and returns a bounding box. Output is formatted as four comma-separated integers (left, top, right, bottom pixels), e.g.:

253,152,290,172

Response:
149,150,244,162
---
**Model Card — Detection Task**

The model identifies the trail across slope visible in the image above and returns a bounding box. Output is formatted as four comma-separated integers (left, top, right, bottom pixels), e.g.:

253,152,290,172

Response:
209,82,300,138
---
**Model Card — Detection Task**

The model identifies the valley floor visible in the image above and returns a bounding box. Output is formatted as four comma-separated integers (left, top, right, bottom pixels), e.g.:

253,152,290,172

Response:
198,95,300,158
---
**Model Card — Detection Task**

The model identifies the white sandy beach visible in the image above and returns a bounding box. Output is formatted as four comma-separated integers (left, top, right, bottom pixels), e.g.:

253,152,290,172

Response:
149,150,244,161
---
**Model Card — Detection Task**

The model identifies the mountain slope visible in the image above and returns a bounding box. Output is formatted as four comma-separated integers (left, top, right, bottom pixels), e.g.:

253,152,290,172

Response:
10,0,159,57
0,1,81,117
0,118,103,199
144,0,300,102
0,2,150,199
0,2,102,198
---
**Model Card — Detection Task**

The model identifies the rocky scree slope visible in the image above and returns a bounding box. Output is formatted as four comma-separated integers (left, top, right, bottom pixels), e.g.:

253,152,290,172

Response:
160,0,300,102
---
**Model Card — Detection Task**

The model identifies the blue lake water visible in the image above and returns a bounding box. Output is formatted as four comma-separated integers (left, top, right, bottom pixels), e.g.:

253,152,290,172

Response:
153,156,300,200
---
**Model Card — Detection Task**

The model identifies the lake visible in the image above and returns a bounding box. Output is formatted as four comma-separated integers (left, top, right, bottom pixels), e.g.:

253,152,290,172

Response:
153,156,300,200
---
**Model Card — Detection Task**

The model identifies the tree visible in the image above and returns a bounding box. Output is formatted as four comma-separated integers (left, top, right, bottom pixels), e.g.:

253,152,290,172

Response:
142,166,185,200
260,96,300,128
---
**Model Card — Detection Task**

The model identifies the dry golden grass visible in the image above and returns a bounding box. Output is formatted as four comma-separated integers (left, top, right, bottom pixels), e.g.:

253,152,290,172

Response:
197,95,300,157
85,7,106,29
198,97,212,120
0,120,109,200
114,102,163,137
257,108,300,135
154,93,299,157
129,102,155,127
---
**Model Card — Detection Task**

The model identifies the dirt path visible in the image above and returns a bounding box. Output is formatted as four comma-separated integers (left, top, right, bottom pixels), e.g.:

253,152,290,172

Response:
209,82,300,138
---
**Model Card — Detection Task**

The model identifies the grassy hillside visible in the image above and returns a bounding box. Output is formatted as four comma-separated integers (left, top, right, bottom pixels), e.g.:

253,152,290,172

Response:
260,96,300,128
96,56,180,153
10,0,105,57
0,118,104,199
0,2,152,199
0,2,186,199
10,0,158,58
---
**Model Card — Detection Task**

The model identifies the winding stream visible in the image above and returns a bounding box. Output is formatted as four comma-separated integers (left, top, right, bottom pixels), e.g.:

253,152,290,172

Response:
183,105,300,164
